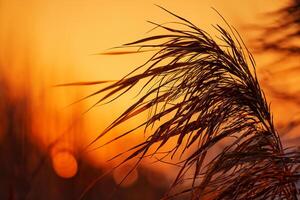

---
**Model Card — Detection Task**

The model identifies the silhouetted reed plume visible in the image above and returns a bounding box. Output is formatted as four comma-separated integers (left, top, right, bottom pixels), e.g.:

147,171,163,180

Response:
80,7,300,199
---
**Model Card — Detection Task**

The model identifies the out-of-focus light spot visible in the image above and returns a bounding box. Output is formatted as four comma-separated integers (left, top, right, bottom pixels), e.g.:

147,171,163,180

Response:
113,164,138,188
52,151,78,179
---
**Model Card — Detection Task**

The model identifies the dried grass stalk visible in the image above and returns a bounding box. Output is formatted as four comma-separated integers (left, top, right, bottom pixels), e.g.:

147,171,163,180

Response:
81,6,300,199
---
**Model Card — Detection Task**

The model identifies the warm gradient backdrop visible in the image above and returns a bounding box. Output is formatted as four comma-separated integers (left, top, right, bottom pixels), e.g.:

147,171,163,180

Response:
1,0,298,182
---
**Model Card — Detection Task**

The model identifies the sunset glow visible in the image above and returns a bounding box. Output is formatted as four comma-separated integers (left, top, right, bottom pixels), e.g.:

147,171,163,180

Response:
0,0,299,199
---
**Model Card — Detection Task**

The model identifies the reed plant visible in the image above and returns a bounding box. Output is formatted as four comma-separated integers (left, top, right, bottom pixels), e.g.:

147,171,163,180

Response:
78,6,300,199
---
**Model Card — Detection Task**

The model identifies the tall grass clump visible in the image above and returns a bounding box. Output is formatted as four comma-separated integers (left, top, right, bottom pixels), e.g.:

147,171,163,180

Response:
80,6,300,199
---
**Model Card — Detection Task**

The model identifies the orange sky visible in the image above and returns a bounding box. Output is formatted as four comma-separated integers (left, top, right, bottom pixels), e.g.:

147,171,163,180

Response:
1,0,297,178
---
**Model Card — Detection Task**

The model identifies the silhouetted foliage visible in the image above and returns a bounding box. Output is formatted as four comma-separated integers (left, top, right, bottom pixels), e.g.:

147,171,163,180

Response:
80,7,300,199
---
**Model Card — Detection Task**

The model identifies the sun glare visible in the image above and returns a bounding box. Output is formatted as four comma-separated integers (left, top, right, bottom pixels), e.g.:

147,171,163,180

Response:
52,151,78,179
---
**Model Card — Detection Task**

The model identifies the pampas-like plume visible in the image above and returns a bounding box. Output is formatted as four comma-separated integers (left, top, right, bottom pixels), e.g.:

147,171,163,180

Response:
83,7,300,199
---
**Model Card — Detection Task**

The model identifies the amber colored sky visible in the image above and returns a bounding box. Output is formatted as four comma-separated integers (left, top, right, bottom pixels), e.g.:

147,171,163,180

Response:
1,0,297,176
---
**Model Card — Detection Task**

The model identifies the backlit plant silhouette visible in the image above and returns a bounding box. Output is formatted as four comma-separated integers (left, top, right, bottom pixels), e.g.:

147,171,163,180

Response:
79,7,300,199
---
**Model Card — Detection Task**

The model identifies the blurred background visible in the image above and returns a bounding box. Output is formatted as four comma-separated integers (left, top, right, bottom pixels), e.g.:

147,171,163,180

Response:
0,0,299,199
